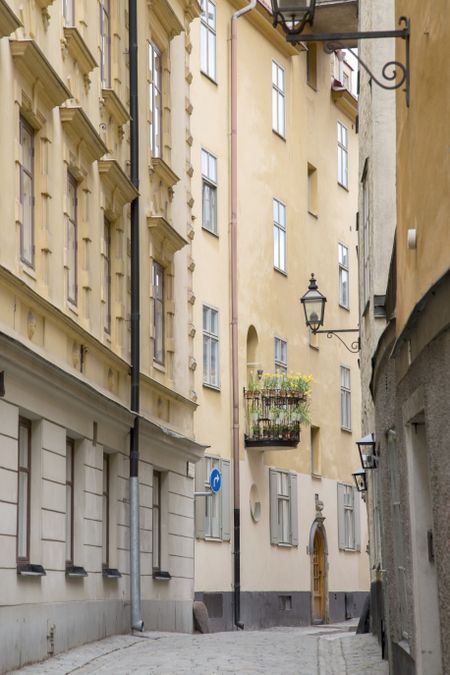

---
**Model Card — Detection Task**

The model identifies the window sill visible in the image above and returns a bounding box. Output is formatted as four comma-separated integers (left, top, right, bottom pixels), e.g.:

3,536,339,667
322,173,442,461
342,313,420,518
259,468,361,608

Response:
67,301,79,316
307,82,318,92
339,303,350,312
66,565,88,578
152,569,171,581
202,225,219,238
203,383,221,393
276,542,293,548
272,129,286,142
339,547,360,553
102,567,122,579
308,210,318,219
204,536,224,543
200,70,218,86
341,426,352,434
338,181,349,192
274,266,287,277
17,563,46,576
311,472,322,480
153,360,166,374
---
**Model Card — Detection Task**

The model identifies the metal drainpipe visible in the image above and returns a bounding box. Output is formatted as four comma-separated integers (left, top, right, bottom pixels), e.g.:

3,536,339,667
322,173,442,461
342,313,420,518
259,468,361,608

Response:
231,0,257,631
129,0,144,632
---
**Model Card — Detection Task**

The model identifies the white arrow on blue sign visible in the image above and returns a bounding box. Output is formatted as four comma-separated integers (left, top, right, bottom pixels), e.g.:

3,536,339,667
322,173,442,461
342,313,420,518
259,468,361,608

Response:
209,468,222,493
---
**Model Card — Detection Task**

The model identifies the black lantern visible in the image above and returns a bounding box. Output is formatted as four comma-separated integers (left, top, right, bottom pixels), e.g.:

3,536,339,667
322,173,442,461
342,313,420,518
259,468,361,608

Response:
271,0,316,37
356,433,377,470
352,468,367,493
300,274,326,333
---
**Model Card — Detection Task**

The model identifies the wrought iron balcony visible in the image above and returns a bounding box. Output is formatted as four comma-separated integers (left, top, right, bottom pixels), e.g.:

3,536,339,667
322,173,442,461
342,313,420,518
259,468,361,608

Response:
244,388,308,449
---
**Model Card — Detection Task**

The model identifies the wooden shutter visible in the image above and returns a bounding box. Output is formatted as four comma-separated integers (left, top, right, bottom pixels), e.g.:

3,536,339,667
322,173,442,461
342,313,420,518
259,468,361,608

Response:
289,473,299,546
220,459,231,541
354,487,361,551
194,458,207,539
337,482,346,550
269,469,279,545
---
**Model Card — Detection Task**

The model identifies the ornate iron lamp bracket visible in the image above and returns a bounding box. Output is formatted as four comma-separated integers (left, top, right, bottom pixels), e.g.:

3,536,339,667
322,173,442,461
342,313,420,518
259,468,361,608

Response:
286,16,411,106
314,329,360,354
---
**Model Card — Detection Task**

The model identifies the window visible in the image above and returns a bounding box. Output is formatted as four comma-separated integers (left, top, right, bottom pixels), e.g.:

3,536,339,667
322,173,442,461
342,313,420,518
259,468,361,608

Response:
272,61,285,137
19,117,34,268
67,173,78,305
362,169,370,310
337,121,348,188
152,261,165,365
66,439,74,564
338,243,349,308
337,483,360,550
100,0,111,88
274,337,287,373
149,42,162,158
307,163,318,216
102,453,109,568
152,471,161,571
201,149,217,234
273,198,286,273
17,419,31,561
62,0,74,25
306,44,317,89
200,0,216,81
103,219,111,334
195,456,230,541
203,305,219,388
311,426,321,476
269,468,298,546
340,366,351,430
343,70,350,90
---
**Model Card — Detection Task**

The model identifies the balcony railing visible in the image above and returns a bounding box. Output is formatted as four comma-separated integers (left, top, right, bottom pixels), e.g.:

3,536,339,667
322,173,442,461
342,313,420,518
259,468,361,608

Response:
244,388,307,448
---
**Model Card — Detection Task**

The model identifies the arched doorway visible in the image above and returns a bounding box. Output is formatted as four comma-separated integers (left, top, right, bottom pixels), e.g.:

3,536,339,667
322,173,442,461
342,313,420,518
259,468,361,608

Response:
309,510,328,625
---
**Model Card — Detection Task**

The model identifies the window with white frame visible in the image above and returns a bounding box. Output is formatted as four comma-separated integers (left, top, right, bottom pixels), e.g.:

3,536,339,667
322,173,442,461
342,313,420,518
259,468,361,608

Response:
152,470,161,571
103,219,112,334
340,365,351,430
274,337,287,373
100,0,111,88
337,483,360,550
67,173,78,306
102,453,110,568
273,198,286,273
19,117,34,268
272,61,285,137
152,261,165,365
200,0,216,81
339,243,349,308
62,0,74,25
65,439,74,565
17,418,31,562
337,121,348,188
195,456,230,541
269,468,298,546
203,305,219,387
362,168,370,310
201,149,217,234
149,42,162,158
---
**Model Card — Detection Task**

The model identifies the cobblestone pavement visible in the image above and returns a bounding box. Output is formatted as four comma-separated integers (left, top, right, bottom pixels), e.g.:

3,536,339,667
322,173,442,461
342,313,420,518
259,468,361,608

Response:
9,622,388,675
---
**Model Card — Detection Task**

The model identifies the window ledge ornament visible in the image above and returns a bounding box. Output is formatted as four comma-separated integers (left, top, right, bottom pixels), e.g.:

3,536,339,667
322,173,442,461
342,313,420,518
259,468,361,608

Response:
147,0,184,39
98,159,139,215
147,216,188,255
331,80,357,123
63,27,97,78
60,105,108,164
150,157,180,190
101,88,130,127
10,39,71,109
0,0,21,38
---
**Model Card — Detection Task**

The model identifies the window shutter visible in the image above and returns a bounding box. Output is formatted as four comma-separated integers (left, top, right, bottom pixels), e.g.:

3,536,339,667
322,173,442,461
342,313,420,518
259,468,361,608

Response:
337,483,346,550
354,487,361,551
220,459,231,542
289,473,299,546
194,458,207,539
269,469,279,545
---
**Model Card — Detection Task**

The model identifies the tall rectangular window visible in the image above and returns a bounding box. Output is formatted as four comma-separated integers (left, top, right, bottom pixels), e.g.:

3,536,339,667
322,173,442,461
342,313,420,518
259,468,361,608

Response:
100,0,111,87
103,219,112,334
200,0,216,81
337,483,360,551
273,198,286,273
339,243,349,308
66,439,74,564
269,469,298,546
362,170,370,310
306,44,317,89
307,163,318,216
340,365,351,430
274,337,287,373
102,453,109,568
201,149,217,234
203,305,219,388
337,121,348,188
17,419,31,561
19,117,34,268
67,173,78,305
152,471,161,571
62,0,74,25
149,42,162,158
272,61,285,137
311,426,321,476
152,261,165,365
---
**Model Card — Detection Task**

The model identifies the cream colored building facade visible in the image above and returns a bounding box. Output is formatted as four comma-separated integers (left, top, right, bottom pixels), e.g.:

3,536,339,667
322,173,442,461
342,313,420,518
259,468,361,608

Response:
191,0,369,631
0,0,205,671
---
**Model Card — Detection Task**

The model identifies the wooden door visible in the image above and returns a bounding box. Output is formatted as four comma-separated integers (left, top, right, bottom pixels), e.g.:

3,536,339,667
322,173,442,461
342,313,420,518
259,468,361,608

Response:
312,529,325,624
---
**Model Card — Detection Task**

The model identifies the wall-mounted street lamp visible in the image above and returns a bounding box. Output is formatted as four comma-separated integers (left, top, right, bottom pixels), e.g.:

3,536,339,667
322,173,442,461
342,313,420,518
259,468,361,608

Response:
352,468,368,493
270,0,411,106
300,274,360,353
356,432,377,470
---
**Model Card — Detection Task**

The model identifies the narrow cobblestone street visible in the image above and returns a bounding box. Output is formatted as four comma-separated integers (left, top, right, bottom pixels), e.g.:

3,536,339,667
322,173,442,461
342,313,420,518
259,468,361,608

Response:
9,623,388,675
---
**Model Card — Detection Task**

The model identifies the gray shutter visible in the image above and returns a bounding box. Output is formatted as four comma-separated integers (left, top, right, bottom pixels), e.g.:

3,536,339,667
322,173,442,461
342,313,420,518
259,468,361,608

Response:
337,483,346,550
194,458,207,539
289,473,299,546
354,487,361,551
269,469,279,545
220,459,231,541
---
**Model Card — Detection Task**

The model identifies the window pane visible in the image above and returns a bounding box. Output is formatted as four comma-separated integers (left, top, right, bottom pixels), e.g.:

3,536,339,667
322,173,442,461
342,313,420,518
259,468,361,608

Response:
17,472,28,558
66,484,72,561
279,229,286,271
273,226,279,267
19,424,29,468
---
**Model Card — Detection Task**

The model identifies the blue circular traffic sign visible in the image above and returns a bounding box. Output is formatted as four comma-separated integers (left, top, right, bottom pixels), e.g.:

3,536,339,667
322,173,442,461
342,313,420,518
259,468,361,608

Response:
209,468,222,493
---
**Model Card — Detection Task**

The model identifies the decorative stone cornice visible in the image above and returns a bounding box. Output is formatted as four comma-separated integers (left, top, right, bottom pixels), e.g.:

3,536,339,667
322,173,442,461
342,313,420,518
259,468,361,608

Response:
98,159,139,210
101,88,129,127
10,39,71,108
63,26,97,76
150,157,180,189
184,0,201,23
147,0,184,39
0,0,21,38
147,216,188,255
60,105,108,163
